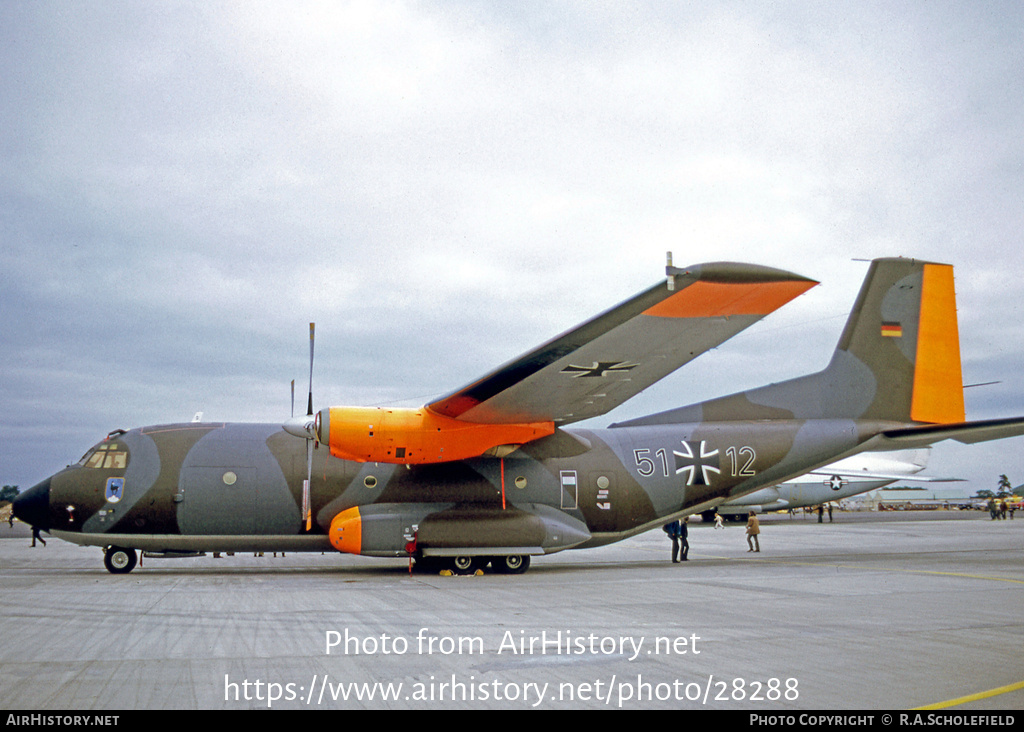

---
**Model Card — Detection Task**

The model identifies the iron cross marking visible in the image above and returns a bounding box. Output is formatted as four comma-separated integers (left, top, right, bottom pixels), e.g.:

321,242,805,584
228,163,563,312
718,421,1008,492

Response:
673,440,721,486
561,361,638,378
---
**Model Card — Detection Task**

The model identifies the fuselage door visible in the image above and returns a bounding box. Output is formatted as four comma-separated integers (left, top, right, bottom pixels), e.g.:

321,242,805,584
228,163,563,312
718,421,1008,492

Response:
178,467,259,535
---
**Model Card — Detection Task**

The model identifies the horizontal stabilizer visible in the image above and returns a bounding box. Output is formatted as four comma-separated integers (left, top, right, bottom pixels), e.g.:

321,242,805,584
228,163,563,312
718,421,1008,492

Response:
864,416,1024,450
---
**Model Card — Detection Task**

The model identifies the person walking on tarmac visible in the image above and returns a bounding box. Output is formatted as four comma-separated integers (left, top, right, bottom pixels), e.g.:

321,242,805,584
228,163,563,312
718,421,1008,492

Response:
746,512,760,553
663,519,684,563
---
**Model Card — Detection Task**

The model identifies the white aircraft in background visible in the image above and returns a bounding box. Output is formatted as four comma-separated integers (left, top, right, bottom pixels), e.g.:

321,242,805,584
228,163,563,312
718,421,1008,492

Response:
712,448,958,517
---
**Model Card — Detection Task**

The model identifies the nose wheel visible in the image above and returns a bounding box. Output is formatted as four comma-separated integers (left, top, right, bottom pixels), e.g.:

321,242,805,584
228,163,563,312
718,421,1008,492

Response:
104,546,138,574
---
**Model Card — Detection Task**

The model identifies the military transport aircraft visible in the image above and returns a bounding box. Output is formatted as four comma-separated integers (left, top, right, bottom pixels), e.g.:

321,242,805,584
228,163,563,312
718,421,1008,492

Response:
13,256,1024,574
711,448,957,518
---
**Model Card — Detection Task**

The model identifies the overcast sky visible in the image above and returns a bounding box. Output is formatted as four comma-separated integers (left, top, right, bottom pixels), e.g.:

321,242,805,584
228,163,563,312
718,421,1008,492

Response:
3,1,1024,495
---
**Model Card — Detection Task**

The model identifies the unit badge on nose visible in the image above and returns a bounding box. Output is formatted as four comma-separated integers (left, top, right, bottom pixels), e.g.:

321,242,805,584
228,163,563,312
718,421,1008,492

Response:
673,440,721,486
105,477,125,503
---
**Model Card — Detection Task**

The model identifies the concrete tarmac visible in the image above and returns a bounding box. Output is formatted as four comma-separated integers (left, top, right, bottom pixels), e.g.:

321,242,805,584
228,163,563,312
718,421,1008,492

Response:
1,511,1022,710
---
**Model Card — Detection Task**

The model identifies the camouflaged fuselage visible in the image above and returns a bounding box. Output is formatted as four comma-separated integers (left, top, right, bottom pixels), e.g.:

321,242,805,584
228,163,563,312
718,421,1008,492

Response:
33,415,891,556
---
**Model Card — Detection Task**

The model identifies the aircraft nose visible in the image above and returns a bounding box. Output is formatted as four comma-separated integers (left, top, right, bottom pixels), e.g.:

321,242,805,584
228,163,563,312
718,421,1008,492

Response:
12,477,51,530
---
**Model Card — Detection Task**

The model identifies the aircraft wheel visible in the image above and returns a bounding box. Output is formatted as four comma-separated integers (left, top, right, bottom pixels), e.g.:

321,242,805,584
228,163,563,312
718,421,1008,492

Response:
104,546,138,574
490,554,530,574
449,556,484,575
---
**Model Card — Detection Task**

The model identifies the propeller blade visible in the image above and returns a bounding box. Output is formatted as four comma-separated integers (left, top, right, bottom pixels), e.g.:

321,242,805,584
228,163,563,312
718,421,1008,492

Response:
283,323,319,443
286,323,316,531
307,323,315,417
303,439,313,531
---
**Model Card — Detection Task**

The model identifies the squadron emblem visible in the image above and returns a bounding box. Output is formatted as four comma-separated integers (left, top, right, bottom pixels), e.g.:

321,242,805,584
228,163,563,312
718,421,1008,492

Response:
105,477,125,503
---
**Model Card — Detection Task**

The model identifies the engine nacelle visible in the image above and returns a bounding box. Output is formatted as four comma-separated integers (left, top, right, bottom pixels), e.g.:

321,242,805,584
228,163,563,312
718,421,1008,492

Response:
317,406,554,464
329,503,591,557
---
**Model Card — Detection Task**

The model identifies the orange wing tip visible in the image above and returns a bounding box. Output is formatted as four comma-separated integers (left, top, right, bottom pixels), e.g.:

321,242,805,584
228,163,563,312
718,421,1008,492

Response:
643,278,818,318
330,507,362,555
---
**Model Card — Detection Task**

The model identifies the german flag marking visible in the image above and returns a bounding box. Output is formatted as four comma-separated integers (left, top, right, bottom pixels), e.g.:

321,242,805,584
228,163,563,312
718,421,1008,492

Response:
881,322,903,338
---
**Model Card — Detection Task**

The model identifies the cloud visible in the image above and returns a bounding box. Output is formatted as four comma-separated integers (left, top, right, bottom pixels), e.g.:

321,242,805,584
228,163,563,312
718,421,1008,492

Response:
2,1,1024,493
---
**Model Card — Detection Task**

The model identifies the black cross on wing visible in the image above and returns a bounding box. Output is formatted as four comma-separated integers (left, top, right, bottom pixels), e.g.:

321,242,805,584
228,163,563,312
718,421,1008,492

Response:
561,361,639,378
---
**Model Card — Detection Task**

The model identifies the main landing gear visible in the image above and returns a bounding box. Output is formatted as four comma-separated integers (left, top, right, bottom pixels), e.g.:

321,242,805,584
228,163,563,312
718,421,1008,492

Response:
415,554,531,575
489,554,530,574
103,546,138,574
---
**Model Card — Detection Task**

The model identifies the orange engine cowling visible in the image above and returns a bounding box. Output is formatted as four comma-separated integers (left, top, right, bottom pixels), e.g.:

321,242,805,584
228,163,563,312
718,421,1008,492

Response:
317,406,554,465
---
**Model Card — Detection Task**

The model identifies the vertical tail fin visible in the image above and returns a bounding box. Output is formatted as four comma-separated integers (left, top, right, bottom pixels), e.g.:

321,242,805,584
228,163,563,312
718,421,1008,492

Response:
615,257,966,427
830,258,964,424
909,263,965,422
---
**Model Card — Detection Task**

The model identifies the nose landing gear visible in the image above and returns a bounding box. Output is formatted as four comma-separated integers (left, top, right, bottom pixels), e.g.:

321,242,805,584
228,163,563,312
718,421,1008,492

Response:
104,546,138,574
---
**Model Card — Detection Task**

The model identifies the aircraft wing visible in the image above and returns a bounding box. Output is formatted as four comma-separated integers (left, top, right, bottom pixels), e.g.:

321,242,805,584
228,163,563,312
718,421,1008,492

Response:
427,261,817,425
806,470,962,483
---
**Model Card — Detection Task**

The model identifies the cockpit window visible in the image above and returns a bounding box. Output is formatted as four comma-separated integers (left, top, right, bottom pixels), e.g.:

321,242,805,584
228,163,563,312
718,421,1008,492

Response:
79,443,128,470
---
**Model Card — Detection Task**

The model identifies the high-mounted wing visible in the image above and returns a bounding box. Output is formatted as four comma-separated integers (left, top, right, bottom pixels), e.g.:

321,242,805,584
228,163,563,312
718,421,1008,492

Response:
428,260,818,425
316,259,817,465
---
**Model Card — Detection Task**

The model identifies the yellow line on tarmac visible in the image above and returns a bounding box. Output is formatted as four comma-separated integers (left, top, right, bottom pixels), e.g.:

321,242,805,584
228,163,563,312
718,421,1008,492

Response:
838,565,1024,585
682,550,1024,708
914,679,1024,710
894,568,1024,585
738,558,1024,585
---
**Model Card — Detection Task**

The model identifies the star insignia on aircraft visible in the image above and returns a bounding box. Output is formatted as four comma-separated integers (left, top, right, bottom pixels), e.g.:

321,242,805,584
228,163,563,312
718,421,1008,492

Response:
825,475,847,491
673,440,721,486
561,361,638,378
